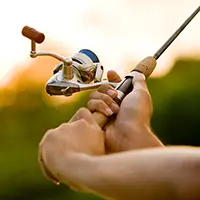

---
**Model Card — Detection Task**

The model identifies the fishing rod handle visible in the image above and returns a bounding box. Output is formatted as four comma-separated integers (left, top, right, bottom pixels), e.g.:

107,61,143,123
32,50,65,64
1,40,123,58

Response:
93,56,157,128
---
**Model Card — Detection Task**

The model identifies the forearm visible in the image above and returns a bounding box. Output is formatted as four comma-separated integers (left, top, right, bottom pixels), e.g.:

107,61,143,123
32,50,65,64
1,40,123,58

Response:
93,147,200,200
49,147,200,200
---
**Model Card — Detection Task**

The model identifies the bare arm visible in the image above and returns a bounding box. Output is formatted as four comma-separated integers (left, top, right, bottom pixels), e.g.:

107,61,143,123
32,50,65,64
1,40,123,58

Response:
39,108,200,200
39,71,198,200
52,146,200,200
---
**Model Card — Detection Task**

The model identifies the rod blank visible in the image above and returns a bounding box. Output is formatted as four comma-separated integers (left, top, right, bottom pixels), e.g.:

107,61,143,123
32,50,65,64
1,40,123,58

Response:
153,6,200,60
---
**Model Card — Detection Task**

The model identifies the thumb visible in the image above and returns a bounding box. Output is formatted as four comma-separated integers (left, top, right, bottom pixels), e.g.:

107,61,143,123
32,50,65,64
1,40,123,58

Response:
132,72,147,90
107,70,122,82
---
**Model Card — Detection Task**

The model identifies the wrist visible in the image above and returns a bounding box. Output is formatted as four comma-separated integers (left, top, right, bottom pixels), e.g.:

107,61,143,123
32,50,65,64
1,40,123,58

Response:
46,152,99,192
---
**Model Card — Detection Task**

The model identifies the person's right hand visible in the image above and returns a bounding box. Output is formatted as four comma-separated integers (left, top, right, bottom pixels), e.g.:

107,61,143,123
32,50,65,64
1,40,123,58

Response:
87,70,164,153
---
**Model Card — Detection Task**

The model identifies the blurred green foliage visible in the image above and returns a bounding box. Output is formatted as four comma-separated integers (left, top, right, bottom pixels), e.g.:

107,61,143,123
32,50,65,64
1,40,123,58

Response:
0,58,200,200
149,58,200,146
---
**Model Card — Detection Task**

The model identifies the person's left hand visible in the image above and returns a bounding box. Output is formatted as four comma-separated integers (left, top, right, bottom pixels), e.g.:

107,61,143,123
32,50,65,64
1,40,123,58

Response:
38,108,105,185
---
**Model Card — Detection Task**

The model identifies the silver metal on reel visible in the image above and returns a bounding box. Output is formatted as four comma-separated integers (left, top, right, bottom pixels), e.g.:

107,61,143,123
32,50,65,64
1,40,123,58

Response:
45,50,118,96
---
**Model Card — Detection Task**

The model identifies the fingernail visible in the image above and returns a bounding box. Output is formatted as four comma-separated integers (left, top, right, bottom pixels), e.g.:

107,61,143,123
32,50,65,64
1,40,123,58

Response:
105,108,113,116
107,89,116,96
111,103,119,113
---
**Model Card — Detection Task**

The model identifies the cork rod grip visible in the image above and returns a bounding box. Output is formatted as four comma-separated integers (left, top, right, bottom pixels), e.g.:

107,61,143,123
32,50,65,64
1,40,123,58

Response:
22,26,45,44
132,56,156,78
92,56,157,128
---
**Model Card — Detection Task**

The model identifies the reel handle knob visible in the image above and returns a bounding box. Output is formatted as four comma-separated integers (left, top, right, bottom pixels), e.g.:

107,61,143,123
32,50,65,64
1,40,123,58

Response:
22,26,45,44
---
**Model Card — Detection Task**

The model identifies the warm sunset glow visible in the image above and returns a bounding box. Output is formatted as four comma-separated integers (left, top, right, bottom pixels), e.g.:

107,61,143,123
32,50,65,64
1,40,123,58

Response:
1,0,200,86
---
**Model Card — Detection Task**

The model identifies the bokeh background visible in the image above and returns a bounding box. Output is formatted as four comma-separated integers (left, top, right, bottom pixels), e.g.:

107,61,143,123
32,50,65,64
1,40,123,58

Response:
0,0,200,199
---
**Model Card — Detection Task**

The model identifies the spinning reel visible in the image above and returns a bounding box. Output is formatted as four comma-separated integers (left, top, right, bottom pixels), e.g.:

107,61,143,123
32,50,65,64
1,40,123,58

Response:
22,26,118,96
22,5,200,104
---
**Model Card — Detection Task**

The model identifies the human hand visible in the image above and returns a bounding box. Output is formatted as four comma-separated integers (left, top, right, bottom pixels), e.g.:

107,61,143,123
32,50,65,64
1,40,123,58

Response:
38,108,105,185
87,70,163,153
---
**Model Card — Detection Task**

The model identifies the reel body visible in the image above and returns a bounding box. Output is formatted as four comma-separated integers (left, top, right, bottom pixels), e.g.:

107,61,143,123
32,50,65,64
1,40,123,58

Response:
46,49,118,96
21,26,118,97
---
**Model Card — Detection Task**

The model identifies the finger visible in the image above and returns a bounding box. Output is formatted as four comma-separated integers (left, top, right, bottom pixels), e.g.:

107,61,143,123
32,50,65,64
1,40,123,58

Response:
90,91,119,113
97,84,118,99
69,107,99,127
107,70,122,83
131,72,148,91
87,99,114,116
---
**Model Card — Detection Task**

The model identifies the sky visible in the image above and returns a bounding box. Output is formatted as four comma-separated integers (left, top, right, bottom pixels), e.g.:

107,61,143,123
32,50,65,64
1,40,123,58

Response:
0,0,200,85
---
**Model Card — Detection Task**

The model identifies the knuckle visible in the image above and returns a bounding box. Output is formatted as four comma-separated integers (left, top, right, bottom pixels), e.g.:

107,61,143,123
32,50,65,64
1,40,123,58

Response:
58,122,68,130
76,107,89,117
96,100,106,111
88,98,108,114
45,129,56,141
69,107,91,123
107,84,115,90
89,91,98,99
75,107,93,122
87,100,94,109
77,118,88,128
97,84,110,93
39,129,55,147
133,72,146,81
100,93,112,104
78,107,89,114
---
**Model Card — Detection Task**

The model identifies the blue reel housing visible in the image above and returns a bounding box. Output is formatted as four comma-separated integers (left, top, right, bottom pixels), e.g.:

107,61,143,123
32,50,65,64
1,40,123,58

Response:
79,49,100,63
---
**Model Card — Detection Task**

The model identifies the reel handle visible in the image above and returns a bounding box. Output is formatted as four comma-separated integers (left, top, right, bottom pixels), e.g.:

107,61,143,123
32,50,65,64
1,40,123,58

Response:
22,26,45,44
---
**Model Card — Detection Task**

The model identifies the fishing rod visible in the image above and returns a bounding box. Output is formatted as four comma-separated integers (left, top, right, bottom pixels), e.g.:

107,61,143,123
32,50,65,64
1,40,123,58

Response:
22,5,200,128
